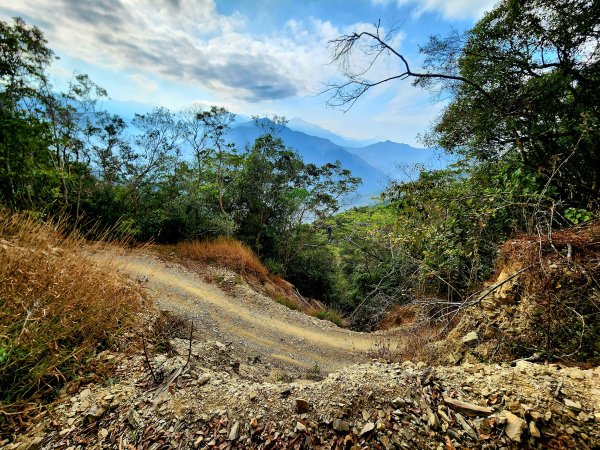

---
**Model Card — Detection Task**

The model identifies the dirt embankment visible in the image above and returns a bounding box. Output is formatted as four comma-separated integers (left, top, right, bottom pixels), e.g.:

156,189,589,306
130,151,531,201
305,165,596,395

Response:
108,250,391,374
6,248,600,449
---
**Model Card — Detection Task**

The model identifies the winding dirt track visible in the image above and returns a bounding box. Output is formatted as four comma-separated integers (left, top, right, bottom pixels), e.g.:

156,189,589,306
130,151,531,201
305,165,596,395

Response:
112,250,392,373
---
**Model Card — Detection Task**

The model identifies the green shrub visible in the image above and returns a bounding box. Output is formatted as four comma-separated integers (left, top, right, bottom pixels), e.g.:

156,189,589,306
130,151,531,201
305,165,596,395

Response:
311,309,346,327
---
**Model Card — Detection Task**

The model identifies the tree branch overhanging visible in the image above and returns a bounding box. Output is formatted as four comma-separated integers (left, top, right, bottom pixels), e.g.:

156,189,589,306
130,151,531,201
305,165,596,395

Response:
323,23,496,111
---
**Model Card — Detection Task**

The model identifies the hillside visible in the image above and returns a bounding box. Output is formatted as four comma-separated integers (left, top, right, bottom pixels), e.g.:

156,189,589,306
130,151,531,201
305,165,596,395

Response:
4,244,599,449
227,121,390,203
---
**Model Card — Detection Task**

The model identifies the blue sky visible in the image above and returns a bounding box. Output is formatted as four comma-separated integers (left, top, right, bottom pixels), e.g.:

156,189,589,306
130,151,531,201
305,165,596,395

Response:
1,0,496,145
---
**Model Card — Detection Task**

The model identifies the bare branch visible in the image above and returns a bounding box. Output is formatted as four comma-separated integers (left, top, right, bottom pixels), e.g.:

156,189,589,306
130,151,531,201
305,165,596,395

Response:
324,24,495,110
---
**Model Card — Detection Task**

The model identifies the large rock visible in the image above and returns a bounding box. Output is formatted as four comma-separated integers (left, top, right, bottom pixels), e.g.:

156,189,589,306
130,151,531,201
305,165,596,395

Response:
332,419,350,432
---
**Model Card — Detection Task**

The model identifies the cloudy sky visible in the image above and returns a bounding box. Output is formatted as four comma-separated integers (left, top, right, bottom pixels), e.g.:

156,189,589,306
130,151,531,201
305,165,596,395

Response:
1,0,496,145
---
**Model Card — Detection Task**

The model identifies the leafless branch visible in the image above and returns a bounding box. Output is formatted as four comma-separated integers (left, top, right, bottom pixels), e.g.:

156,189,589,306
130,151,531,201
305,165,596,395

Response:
323,22,495,111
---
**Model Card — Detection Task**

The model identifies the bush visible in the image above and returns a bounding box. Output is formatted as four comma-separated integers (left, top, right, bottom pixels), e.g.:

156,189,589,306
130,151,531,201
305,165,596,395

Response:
0,213,142,426
273,294,301,310
176,237,269,282
285,245,347,305
309,308,346,328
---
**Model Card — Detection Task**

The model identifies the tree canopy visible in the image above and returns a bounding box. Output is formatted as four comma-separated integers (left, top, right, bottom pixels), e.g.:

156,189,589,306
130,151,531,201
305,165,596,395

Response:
326,0,600,210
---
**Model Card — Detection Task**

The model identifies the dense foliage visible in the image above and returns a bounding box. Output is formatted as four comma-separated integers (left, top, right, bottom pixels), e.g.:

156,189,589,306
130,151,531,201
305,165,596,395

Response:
420,0,600,210
2,0,599,354
0,18,359,293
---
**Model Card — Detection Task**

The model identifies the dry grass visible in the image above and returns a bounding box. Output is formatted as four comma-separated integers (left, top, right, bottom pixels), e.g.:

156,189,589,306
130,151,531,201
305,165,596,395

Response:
0,213,143,430
176,237,269,282
378,304,418,330
270,274,294,295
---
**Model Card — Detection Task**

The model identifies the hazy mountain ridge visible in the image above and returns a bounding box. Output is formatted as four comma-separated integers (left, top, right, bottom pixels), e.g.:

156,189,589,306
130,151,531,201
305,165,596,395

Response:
345,140,451,178
227,120,446,204
227,121,390,204
286,117,378,148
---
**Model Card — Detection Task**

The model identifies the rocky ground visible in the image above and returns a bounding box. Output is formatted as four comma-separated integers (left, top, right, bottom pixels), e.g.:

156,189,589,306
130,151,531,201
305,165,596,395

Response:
5,334,599,450
5,250,600,449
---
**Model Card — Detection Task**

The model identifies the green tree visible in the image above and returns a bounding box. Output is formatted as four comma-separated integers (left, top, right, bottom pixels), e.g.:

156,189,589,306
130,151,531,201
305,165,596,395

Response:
0,18,55,209
235,133,304,255
326,0,600,209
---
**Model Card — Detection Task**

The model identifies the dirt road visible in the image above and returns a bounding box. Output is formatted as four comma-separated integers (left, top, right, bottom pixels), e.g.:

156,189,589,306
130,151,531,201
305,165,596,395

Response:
112,250,391,374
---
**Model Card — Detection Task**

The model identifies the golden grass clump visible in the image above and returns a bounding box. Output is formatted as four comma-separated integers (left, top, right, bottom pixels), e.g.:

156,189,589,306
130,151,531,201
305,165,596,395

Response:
0,213,142,416
176,237,269,281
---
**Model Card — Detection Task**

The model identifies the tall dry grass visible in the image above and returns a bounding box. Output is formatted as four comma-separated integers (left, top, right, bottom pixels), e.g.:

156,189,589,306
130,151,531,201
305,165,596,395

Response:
0,213,142,425
176,237,269,281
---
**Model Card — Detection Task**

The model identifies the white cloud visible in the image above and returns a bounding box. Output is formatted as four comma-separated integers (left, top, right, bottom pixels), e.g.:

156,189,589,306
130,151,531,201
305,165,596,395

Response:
127,74,158,93
373,0,497,20
0,0,363,102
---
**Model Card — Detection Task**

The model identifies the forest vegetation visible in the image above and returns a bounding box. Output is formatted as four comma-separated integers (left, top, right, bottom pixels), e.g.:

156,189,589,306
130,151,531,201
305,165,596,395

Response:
1,0,600,422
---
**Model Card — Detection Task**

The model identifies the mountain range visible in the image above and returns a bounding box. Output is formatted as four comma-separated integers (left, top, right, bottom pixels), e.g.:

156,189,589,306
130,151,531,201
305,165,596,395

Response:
106,99,449,205
226,119,449,205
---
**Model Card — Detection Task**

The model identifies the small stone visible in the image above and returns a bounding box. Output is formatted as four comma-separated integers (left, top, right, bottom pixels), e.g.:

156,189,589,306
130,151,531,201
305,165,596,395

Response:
462,331,479,344
360,421,375,436
98,428,109,440
229,421,240,440
333,419,350,432
197,374,211,386
362,410,370,421
295,422,306,432
563,399,582,412
295,398,310,413
84,405,105,423
427,407,440,430
499,410,527,442
127,409,143,429
380,435,392,449
529,421,541,438
391,397,406,408
79,388,92,399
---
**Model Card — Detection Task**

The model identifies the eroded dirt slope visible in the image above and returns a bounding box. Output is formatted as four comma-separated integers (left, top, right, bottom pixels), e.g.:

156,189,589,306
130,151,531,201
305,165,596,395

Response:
6,248,600,449
110,250,388,374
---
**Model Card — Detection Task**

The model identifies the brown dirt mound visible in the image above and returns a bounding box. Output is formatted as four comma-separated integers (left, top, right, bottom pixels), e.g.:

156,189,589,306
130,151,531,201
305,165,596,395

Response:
437,220,600,365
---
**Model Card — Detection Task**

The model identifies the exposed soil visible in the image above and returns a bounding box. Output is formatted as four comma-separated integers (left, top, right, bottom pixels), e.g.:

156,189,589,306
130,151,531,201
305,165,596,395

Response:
109,249,392,375
5,248,600,449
